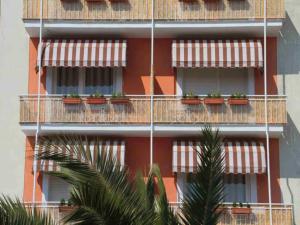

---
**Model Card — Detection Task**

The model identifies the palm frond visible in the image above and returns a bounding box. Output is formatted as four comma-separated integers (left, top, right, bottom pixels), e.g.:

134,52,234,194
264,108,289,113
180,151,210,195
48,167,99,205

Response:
37,136,154,225
0,196,57,225
181,126,225,225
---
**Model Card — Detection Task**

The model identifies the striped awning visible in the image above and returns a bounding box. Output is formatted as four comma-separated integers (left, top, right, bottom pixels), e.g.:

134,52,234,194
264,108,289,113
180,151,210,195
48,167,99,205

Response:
172,40,263,68
172,140,266,174
37,40,127,67
35,139,125,172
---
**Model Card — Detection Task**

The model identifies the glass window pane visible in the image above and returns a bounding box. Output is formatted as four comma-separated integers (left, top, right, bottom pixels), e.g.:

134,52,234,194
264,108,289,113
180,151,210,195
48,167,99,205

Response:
56,68,79,94
224,174,246,203
84,68,113,95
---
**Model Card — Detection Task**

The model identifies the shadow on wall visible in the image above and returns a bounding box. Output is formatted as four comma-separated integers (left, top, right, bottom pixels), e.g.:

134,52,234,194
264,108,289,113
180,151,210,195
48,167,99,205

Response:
278,12,300,225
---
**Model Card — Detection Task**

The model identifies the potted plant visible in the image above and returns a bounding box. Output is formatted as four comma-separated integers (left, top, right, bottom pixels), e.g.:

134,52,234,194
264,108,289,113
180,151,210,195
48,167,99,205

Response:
59,198,75,213
228,92,249,105
110,92,130,104
204,92,224,105
181,92,202,105
231,202,252,215
86,92,106,105
63,94,81,104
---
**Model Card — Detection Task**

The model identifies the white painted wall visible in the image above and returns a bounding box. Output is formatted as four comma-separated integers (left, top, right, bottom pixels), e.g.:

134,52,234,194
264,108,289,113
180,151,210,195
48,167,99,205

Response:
0,0,28,197
278,1,300,224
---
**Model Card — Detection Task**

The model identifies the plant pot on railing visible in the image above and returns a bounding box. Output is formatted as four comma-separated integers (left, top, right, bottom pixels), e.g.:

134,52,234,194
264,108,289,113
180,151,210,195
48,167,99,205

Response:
110,93,129,104
63,95,81,105
228,93,249,105
231,207,252,215
228,98,249,105
87,97,107,104
204,92,224,105
87,94,106,105
59,206,76,213
181,98,202,105
181,92,202,105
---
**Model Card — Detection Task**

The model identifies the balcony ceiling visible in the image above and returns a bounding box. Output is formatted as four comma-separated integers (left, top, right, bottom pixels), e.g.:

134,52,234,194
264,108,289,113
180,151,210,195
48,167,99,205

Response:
21,124,284,138
24,20,283,38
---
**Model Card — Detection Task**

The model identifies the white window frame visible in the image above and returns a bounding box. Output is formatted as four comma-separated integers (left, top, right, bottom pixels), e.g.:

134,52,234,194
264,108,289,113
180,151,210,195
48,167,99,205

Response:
176,173,257,203
176,68,255,95
47,67,123,94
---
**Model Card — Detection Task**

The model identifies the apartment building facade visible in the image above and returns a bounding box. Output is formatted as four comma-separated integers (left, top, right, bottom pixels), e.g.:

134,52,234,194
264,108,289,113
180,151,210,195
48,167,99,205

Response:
14,0,300,224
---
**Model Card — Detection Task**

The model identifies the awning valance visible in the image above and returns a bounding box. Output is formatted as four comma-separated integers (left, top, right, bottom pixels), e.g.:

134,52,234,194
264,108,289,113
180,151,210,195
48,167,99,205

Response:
172,40,263,68
172,140,266,174
37,40,127,67
35,139,125,172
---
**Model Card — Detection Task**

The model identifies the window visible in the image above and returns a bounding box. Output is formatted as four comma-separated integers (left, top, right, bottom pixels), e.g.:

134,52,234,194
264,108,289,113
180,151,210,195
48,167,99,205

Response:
43,175,70,202
51,67,118,95
177,173,257,203
224,174,246,203
84,68,113,95
56,68,79,94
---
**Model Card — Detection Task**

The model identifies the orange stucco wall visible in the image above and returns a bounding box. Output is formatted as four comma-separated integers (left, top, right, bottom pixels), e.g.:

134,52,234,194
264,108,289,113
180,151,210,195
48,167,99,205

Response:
28,38,46,95
23,137,43,202
125,137,177,202
257,138,281,203
255,37,278,95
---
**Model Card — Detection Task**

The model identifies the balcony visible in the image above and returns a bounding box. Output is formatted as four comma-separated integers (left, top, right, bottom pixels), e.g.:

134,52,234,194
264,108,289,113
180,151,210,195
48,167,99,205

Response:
20,95,287,127
25,202,293,225
23,0,285,21
170,203,293,225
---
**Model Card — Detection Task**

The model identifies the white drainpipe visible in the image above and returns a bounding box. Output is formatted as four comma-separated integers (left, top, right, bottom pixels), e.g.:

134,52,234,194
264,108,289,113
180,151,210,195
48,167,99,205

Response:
264,0,273,224
150,0,155,167
32,0,43,212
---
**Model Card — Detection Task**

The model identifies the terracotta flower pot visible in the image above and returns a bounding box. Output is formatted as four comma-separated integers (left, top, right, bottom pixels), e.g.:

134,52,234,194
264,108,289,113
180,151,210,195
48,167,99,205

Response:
63,98,81,104
228,98,249,105
86,97,106,105
59,206,75,213
204,98,224,105
231,207,252,215
110,98,130,104
181,98,202,105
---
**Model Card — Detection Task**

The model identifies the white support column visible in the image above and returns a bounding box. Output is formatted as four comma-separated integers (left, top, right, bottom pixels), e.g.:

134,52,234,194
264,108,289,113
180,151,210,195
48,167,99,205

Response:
264,0,273,224
150,0,155,168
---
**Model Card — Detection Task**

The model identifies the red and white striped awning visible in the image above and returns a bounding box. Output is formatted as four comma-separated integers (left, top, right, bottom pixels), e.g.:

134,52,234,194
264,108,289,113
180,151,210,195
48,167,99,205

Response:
172,40,263,68
172,140,266,174
37,40,127,67
35,139,125,172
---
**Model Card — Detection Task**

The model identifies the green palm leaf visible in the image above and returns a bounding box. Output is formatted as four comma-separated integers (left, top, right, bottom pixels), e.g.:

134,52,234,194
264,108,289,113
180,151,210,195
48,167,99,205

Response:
180,126,225,225
0,196,57,225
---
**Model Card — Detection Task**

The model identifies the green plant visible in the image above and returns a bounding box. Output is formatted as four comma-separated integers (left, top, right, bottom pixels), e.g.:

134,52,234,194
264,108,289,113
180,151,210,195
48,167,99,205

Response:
64,93,80,98
239,202,243,208
246,203,251,208
232,202,237,207
183,91,198,99
230,92,247,99
207,91,222,98
181,126,225,225
67,198,72,207
60,198,66,206
112,92,126,99
89,92,104,98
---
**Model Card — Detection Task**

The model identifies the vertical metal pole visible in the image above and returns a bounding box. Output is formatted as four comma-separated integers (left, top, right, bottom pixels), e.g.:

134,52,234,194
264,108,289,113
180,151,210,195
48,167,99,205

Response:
264,0,273,224
150,0,154,168
32,0,43,211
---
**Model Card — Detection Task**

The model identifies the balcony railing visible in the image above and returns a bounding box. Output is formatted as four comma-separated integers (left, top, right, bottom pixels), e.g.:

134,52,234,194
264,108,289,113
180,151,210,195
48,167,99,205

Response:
170,202,293,225
19,95,287,125
23,0,285,21
25,202,293,225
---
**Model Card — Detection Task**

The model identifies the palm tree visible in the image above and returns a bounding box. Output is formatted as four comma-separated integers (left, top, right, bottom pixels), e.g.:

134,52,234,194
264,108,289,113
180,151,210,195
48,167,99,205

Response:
0,127,223,225
0,196,57,225
36,136,179,225
180,126,225,225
